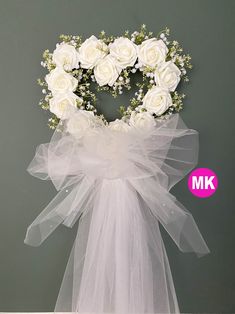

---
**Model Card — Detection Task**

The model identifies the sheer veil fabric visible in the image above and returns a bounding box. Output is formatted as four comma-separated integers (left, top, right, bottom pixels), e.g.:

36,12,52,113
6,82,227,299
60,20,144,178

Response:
24,113,210,313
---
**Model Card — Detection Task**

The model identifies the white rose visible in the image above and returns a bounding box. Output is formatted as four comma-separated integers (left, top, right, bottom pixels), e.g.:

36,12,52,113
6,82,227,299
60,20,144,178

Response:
154,61,181,91
46,68,78,94
66,110,95,138
109,37,137,69
108,119,130,132
94,55,121,86
137,38,168,68
49,92,82,120
52,43,79,71
78,35,108,69
129,111,156,130
142,86,172,115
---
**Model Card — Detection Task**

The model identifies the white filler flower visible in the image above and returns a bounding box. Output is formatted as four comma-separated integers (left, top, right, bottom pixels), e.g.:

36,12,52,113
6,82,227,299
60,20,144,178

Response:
154,61,181,91
137,38,168,68
142,86,172,115
49,92,82,120
109,37,137,69
52,43,79,71
78,35,108,69
46,68,78,94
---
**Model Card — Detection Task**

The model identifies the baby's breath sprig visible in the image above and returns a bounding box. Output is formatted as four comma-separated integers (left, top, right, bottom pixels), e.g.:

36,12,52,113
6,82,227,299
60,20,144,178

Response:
118,105,127,117
166,40,192,82
142,67,155,89
171,91,186,112
96,85,110,93
39,98,50,111
123,30,130,39
98,30,115,45
59,34,73,42
59,34,82,48
131,24,154,45
41,49,55,71
37,78,47,87
48,115,60,129
157,27,170,40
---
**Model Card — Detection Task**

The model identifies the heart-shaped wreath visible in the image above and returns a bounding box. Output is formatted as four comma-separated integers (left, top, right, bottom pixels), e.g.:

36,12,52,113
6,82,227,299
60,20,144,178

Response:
37,25,192,136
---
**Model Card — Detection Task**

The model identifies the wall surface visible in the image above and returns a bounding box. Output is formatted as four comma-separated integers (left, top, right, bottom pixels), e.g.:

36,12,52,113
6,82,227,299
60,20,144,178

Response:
0,0,234,312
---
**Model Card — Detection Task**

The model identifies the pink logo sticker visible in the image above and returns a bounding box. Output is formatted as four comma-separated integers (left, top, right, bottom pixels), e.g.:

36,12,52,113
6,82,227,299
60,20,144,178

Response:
188,168,218,198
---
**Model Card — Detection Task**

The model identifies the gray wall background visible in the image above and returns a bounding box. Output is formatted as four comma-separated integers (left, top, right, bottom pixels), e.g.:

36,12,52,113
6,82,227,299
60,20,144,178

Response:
0,0,234,312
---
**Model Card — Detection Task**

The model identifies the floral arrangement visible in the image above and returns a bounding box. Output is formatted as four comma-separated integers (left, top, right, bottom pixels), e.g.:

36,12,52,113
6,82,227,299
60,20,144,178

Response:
37,25,192,137
26,26,210,313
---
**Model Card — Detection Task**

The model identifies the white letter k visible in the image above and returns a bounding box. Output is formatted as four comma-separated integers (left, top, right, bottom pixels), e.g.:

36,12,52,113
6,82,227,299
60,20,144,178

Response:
205,176,215,189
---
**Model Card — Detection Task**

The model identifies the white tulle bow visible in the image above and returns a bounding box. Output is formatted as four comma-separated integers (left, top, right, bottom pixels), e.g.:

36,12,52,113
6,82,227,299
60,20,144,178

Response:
24,113,209,256
24,113,209,312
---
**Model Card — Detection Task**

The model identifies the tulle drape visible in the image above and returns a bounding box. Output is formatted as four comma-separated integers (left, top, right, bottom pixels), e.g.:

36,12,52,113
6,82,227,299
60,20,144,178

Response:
24,113,210,313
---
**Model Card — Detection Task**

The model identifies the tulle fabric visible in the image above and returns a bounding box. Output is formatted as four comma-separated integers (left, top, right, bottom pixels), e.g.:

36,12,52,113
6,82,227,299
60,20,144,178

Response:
24,113,210,313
